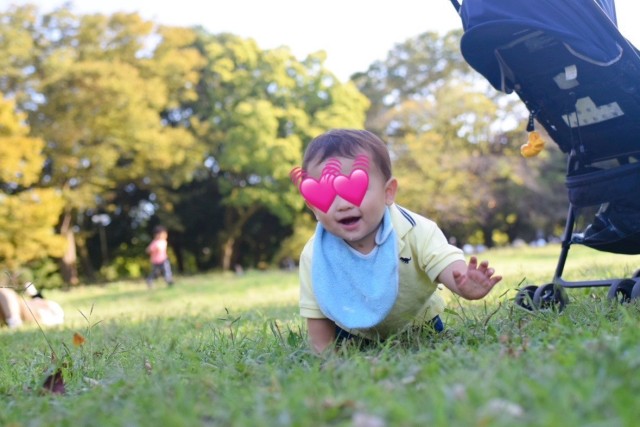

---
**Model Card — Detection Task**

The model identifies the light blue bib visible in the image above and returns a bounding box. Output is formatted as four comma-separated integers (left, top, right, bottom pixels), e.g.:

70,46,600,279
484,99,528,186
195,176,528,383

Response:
311,208,399,329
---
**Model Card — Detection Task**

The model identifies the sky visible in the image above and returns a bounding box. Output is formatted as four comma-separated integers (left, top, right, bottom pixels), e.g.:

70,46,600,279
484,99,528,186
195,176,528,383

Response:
7,0,640,81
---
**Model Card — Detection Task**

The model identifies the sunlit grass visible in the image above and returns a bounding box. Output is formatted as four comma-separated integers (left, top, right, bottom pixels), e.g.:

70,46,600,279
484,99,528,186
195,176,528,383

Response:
2,244,640,426
489,244,640,280
41,243,640,327
53,269,301,328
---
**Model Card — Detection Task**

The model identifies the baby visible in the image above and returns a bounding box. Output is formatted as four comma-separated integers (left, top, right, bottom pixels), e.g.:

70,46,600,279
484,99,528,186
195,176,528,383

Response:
296,129,502,352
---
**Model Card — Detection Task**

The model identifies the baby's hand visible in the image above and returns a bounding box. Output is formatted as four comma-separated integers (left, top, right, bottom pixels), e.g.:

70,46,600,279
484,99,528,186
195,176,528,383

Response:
452,256,502,300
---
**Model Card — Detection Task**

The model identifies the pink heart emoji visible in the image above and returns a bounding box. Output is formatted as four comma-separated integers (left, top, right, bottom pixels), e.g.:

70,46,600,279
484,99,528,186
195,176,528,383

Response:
299,176,337,213
333,169,369,206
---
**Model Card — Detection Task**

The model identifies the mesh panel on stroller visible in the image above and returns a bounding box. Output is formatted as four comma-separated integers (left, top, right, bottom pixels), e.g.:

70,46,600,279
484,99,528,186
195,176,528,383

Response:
452,0,640,307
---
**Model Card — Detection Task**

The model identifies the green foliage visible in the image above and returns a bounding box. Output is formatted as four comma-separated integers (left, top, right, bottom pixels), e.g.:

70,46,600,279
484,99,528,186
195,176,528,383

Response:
0,4,207,282
21,258,65,289
0,4,38,99
0,97,43,188
491,229,510,246
34,35,205,206
191,30,369,269
100,255,144,282
0,94,66,273
0,189,65,262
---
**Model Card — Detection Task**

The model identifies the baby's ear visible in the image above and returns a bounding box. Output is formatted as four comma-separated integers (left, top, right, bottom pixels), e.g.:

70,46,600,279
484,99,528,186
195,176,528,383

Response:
385,177,398,205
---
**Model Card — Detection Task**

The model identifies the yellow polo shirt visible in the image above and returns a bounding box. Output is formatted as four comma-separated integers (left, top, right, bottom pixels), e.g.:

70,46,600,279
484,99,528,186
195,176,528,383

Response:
299,204,464,340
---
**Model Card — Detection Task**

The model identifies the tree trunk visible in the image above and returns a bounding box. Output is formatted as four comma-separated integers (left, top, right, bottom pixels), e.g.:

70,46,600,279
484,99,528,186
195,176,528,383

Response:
76,235,96,282
221,236,235,272
169,231,184,273
220,205,260,271
481,226,495,249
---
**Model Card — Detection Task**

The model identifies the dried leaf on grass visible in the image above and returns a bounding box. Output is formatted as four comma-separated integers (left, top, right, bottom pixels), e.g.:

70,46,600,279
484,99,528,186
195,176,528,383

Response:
73,332,86,346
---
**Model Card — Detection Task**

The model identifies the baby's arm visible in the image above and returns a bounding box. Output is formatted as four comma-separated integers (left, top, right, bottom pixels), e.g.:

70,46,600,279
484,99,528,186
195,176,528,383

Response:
437,256,502,300
307,318,336,354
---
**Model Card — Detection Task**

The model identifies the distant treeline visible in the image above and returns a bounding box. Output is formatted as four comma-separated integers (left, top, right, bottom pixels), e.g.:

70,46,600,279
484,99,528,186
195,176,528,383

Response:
0,3,567,286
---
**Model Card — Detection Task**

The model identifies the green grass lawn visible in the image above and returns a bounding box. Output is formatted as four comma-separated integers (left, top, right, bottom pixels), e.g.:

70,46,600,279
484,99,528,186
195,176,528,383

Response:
2,244,640,426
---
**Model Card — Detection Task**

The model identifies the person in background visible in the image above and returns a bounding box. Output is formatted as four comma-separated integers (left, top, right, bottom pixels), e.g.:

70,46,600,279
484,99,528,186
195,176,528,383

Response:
0,282,64,328
296,129,502,353
145,225,174,288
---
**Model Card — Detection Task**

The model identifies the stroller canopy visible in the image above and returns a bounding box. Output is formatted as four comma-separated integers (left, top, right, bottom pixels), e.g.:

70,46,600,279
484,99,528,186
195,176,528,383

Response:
458,0,640,160
460,0,624,92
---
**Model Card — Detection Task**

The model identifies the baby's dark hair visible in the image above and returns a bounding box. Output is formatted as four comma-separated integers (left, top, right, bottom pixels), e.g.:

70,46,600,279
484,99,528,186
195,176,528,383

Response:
302,129,392,181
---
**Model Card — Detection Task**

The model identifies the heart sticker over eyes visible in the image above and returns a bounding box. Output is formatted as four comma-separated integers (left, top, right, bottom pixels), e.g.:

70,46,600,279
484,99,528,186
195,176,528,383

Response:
299,175,336,213
290,155,369,213
333,169,368,206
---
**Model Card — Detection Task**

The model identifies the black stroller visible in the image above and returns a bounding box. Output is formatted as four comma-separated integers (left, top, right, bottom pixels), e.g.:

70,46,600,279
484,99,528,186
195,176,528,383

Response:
450,0,640,309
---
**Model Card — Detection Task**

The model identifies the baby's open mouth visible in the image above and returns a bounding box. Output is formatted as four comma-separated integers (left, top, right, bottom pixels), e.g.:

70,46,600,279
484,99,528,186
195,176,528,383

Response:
339,216,360,225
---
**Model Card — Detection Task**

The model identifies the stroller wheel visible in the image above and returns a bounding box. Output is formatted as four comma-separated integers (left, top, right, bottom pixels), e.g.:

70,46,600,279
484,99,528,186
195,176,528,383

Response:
607,279,636,304
533,283,567,311
514,285,538,311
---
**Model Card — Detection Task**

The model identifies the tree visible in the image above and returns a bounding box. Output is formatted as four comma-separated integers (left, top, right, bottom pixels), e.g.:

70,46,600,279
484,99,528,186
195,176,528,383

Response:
0,4,39,102
190,32,369,270
0,94,66,276
352,31,470,134
0,5,206,283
